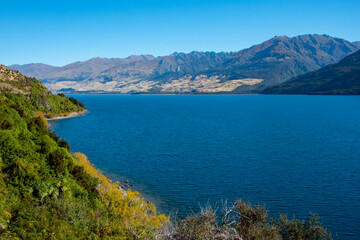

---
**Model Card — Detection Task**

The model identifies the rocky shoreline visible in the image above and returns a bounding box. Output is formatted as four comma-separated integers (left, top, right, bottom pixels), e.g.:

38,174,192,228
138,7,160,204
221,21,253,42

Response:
46,109,89,121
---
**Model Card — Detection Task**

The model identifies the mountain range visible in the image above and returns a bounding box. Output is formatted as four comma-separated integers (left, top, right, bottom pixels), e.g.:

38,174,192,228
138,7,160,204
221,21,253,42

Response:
262,49,360,95
9,34,360,94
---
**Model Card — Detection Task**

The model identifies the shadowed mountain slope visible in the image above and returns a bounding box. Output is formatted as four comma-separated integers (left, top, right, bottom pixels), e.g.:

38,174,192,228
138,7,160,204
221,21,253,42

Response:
262,49,360,95
206,34,360,92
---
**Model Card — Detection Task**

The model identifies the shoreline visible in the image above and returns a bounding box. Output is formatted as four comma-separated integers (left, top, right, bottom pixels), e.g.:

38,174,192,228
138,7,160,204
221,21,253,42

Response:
47,109,89,121
46,108,164,214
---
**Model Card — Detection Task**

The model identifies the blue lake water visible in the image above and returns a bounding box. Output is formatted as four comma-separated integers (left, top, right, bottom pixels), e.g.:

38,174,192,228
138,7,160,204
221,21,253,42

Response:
50,95,360,239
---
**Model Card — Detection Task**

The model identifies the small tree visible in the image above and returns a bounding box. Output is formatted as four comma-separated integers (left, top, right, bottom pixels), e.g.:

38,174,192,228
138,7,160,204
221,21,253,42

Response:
274,213,332,240
48,149,68,174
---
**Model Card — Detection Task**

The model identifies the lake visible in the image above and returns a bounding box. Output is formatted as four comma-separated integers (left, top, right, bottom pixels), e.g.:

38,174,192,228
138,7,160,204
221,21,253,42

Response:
50,95,360,239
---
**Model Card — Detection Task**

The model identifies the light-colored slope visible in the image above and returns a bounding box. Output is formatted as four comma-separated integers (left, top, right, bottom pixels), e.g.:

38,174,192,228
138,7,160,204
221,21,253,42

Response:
46,75,263,93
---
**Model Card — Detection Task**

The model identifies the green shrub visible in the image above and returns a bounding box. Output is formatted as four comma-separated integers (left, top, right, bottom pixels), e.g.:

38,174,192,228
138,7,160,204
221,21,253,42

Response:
0,130,24,166
67,96,85,108
48,130,60,143
71,165,98,197
235,200,280,240
58,139,71,152
0,117,14,130
163,200,332,240
48,149,68,175
39,139,50,154
11,158,40,187
174,204,241,239
11,103,26,117
274,213,332,240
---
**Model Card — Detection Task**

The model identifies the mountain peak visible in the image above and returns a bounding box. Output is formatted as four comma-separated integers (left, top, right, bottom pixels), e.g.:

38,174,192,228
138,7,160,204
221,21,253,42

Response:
272,35,290,40
171,51,186,56
353,41,360,48
126,54,155,61
88,57,107,61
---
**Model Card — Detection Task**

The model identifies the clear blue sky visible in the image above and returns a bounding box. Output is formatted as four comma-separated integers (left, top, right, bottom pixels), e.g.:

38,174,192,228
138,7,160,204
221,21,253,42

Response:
1,0,359,66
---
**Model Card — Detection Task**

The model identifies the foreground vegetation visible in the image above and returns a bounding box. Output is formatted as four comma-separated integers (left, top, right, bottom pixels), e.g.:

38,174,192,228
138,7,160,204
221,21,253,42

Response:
0,64,168,239
160,200,332,240
0,94,334,240
0,65,333,239
0,92,168,239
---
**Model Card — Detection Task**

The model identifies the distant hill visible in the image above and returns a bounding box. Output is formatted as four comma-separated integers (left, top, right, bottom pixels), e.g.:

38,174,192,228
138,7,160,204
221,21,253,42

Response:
10,55,155,83
9,34,360,94
8,63,58,80
0,64,85,113
0,64,44,94
262,49,360,95
208,34,360,92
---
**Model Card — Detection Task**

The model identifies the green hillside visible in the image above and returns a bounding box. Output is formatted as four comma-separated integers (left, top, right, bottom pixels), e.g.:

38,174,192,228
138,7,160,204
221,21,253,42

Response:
0,65,167,239
0,64,85,116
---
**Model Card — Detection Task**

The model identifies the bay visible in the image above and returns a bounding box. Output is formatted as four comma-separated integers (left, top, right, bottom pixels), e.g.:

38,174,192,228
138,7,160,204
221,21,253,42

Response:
50,95,360,239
